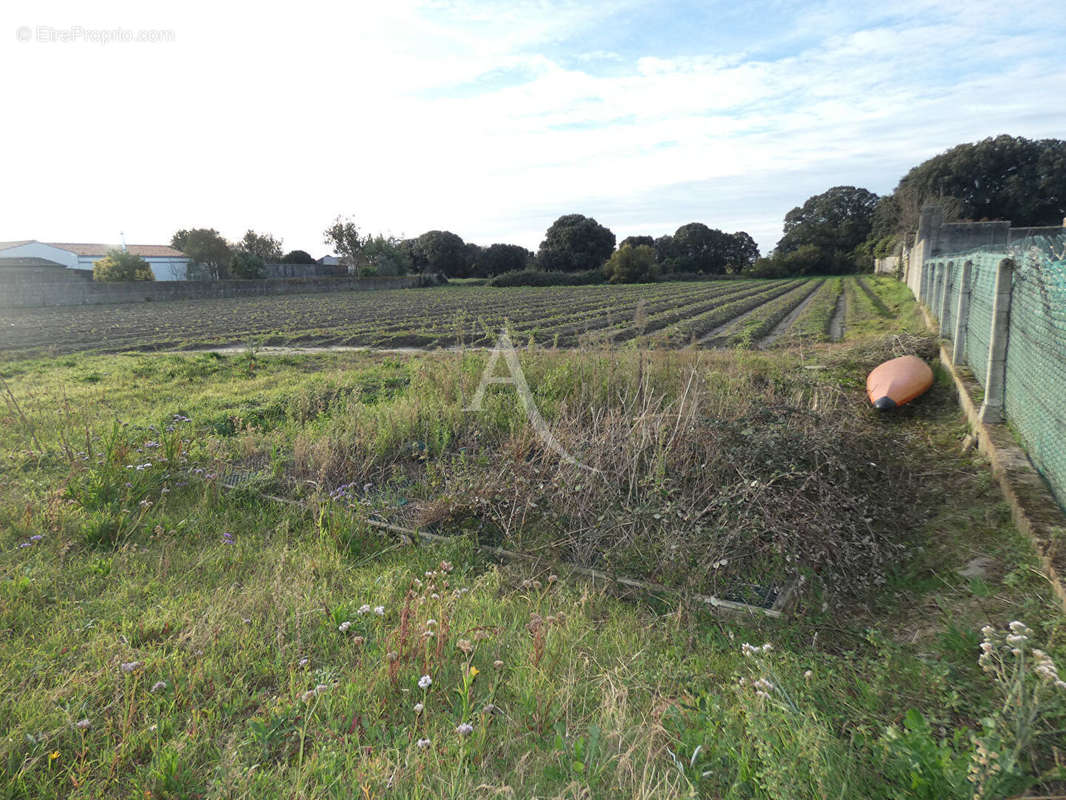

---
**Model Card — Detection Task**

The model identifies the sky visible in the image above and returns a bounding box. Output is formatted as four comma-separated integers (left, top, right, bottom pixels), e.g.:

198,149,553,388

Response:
2,0,1065,257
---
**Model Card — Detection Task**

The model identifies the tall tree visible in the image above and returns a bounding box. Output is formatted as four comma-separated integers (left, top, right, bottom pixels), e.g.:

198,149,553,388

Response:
411,230,470,276
238,230,283,262
725,232,760,273
619,235,655,250
666,223,734,274
537,214,615,272
323,216,364,274
281,249,315,264
171,228,232,280
889,135,1066,233
474,243,533,277
775,186,879,274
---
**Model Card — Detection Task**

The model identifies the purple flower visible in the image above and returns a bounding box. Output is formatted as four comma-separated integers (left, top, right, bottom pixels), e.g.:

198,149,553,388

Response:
222,531,234,545
29,535,43,542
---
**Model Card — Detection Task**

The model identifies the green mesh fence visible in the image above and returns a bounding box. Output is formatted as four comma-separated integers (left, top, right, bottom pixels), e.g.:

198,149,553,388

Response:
1003,237,1066,509
964,255,997,385
920,234,1066,510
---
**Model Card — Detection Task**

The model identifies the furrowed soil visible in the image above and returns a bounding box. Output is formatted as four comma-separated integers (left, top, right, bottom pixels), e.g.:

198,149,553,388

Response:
0,278,1063,799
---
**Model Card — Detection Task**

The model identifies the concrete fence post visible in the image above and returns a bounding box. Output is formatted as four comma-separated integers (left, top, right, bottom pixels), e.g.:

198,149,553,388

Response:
939,261,954,335
951,260,972,366
978,258,1014,424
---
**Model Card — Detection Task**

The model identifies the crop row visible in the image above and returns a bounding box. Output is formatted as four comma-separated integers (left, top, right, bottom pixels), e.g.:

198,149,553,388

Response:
708,280,825,347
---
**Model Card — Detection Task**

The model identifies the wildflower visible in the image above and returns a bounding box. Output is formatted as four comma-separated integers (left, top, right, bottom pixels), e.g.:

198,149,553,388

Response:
456,639,473,654
120,661,142,673
741,643,758,657
1006,634,1028,646
338,621,352,633
413,578,423,588
439,561,453,573
417,737,431,749
49,751,59,762
761,643,773,653
414,702,424,713
357,604,371,615
386,651,399,662
300,690,316,703
1008,620,1028,634
804,670,813,681
151,681,167,692
29,535,43,542
418,674,432,690
422,630,435,638
352,636,366,646
456,722,473,737
373,606,385,616
222,531,234,545
431,593,440,600
75,719,91,730
315,684,330,695
548,574,558,583
426,618,437,627
493,660,504,669
298,658,309,668
469,666,479,678
18,542,30,548
425,571,436,578
484,703,496,713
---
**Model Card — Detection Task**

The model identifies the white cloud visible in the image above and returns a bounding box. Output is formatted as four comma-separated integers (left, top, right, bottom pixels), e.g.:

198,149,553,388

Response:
0,0,1063,255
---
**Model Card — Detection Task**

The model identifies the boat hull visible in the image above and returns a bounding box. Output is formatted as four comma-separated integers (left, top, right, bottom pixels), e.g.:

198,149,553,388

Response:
866,355,933,410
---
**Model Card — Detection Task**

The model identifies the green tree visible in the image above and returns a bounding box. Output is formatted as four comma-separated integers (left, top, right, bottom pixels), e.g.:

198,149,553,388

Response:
409,230,469,276
229,251,266,279
358,235,412,276
238,230,283,262
474,243,533,276
92,249,155,282
725,231,760,272
537,214,616,273
602,244,658,284
665,223,734,274
323,216,364,274
281,250,315,264
619,235,655,250
171,228,232,280
775,186,879,274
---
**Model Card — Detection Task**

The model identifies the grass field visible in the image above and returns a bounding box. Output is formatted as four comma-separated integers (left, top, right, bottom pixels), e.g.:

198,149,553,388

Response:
0,277,923,358
2,277,1064,798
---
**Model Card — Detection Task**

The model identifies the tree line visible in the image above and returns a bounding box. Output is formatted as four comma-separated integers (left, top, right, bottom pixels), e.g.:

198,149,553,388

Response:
757,134,1066,276
96,134,1065,282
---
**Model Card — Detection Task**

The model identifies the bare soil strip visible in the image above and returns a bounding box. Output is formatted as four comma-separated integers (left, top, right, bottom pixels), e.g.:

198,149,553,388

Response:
758,282,826,348
829,292,847,341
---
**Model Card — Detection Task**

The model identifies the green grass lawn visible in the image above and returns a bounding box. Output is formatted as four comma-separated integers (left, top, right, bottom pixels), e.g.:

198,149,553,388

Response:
1,283,1065,798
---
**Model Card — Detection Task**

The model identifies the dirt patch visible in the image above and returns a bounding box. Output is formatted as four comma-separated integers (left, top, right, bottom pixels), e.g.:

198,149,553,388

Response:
829,293,846,341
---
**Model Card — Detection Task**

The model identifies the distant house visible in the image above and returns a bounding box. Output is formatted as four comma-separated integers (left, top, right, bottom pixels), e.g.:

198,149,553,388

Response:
0,240,191,280
317,255,341,267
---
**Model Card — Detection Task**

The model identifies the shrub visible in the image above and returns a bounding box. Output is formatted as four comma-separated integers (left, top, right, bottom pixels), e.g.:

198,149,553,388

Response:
92,249,155,282
230,251,266,280
602,244,659,283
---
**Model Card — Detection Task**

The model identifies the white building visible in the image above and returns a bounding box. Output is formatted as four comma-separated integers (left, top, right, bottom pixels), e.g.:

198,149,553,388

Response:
0,240,191,280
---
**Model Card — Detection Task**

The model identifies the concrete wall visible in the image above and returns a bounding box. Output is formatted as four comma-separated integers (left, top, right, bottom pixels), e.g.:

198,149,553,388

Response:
0,274,422,308
874,255,899,275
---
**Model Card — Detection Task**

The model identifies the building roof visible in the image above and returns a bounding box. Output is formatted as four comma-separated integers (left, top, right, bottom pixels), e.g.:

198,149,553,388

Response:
48,243,188,258
0,240,187,258
0,256,67,268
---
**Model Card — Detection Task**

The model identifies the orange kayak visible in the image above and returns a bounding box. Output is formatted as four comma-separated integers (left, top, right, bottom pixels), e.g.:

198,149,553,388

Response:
866,355,933,410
